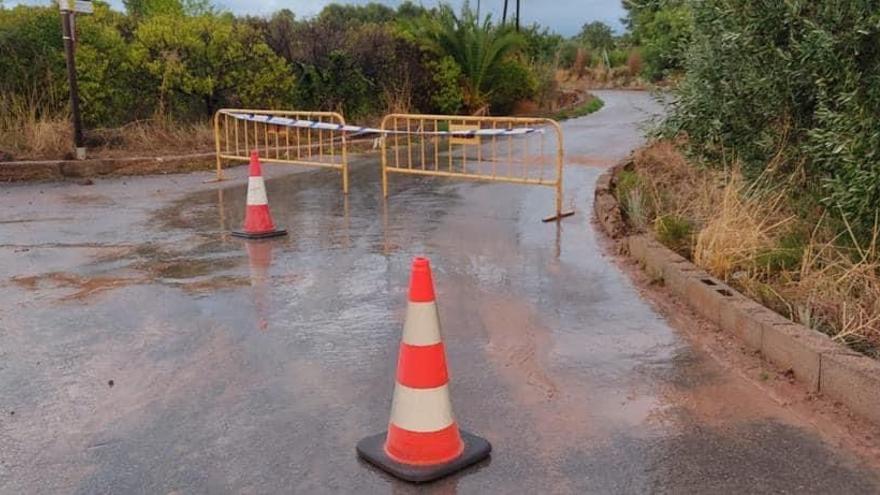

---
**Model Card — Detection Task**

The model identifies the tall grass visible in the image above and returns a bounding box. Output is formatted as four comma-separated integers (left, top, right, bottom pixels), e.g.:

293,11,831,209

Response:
0,94,72,160
625,140,880,357
0,92,215,161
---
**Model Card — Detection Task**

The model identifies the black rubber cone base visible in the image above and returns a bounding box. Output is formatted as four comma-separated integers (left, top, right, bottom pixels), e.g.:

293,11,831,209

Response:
231,228,287,239
356,429,491,483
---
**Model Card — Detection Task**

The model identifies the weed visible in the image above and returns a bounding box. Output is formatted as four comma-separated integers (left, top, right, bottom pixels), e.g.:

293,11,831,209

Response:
654,214,693,256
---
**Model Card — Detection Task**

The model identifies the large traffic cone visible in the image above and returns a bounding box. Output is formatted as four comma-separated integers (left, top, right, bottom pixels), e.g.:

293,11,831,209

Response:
357,257,491,483
232,150,287,239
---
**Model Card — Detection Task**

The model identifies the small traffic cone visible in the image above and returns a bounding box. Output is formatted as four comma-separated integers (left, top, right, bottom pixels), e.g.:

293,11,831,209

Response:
357,257,491,483
232,150,287,239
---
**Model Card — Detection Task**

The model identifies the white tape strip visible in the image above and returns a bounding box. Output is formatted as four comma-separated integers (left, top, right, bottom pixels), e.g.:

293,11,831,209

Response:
227,113,544,137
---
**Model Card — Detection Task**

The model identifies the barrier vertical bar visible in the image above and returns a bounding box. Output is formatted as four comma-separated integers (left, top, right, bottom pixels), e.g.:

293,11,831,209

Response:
213,111,224,180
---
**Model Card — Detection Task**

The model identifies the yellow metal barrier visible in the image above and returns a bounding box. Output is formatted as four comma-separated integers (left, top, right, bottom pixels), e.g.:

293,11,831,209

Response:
380,114,572,221
213,109,349,193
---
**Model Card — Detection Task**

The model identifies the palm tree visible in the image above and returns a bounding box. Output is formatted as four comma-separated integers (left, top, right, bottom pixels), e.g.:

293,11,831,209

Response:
405,5,523,112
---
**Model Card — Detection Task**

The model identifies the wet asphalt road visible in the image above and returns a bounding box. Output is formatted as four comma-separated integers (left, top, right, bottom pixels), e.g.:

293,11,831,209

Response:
2,91,880,494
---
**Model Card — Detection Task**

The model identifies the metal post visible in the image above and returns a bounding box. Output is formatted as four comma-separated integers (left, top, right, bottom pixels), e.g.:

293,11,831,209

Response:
60,8,86,160
213,111,225,181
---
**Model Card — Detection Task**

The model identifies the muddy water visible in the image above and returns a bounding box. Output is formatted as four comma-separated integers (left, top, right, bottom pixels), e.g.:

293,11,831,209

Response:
1,91,879,494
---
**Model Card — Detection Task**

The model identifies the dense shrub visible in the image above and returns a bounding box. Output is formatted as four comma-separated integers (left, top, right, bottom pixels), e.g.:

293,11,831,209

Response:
487,59,537,115
428,56,464,114
0,6,66,110
623,0,692,81
132,13,294,118
666,0,880,231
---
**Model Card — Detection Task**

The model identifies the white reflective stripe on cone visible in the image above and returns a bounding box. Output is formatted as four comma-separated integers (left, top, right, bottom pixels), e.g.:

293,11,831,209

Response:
389,383,455,433
247,177,268,206
402,301,441,346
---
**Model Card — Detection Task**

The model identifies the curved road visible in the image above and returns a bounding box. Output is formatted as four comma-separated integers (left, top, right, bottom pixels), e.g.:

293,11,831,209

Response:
2,91,879,493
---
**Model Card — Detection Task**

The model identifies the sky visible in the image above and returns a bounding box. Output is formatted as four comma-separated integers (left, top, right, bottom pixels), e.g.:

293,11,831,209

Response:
6,0,626,36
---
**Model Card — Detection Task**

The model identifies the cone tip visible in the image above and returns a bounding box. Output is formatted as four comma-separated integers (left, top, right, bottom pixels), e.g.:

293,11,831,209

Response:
409,256,435,302
249,150,262,177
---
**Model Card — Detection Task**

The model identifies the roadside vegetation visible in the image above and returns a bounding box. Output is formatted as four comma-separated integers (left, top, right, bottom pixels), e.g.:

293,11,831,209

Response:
618,2,880,357
0,0,611,161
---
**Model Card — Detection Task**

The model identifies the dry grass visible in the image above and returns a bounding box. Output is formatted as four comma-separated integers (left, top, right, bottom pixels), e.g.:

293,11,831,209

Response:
572,48,589,80
693,176,793,279
627,51,643,77
0,98,215,161
624,139,880,357
89,118,215,158
0,96,72,159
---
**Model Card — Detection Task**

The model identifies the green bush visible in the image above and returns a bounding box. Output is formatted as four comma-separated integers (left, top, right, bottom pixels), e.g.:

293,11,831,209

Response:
132,13,294,118
77,5,145,126
624,1,692,81
487,58,537,115
428,56,464,114
666,1,880,233
294,51,373,118
0,5,66,111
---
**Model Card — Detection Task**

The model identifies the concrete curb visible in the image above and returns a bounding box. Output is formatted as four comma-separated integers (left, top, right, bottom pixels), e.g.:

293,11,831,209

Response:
0,152,216,182
594,160,880,426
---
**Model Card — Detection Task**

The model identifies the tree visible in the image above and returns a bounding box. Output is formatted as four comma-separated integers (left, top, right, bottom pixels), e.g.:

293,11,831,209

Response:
123,0,183,18
403,4,524,111
123,0,213,18
577,21,614,51
622,0,692,80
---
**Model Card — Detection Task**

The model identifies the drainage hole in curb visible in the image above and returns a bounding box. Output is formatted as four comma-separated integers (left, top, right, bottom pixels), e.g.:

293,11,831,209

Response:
701,278,718,286
717,289,733,297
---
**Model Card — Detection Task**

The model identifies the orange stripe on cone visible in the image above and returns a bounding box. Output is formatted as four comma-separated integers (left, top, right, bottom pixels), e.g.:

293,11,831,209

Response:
396,343,448,389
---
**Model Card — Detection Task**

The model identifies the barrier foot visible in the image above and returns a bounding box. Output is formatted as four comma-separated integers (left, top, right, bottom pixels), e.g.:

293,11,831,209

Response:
542,210,575,223
357,429,491,483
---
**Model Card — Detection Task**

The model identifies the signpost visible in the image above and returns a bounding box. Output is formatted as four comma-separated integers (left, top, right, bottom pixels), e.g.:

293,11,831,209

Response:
58,0,92,160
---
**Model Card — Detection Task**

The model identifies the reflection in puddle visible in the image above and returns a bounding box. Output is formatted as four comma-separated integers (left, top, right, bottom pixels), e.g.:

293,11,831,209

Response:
246,240,273,332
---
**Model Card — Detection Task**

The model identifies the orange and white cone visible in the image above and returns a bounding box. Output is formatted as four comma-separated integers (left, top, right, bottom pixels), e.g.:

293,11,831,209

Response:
357,257,491,483
232,150,287,239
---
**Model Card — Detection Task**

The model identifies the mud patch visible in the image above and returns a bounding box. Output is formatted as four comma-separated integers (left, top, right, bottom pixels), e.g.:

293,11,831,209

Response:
12,272,142,301
567,154,613,167
143,257,241,280
176,275,250,294
63,193,115,206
